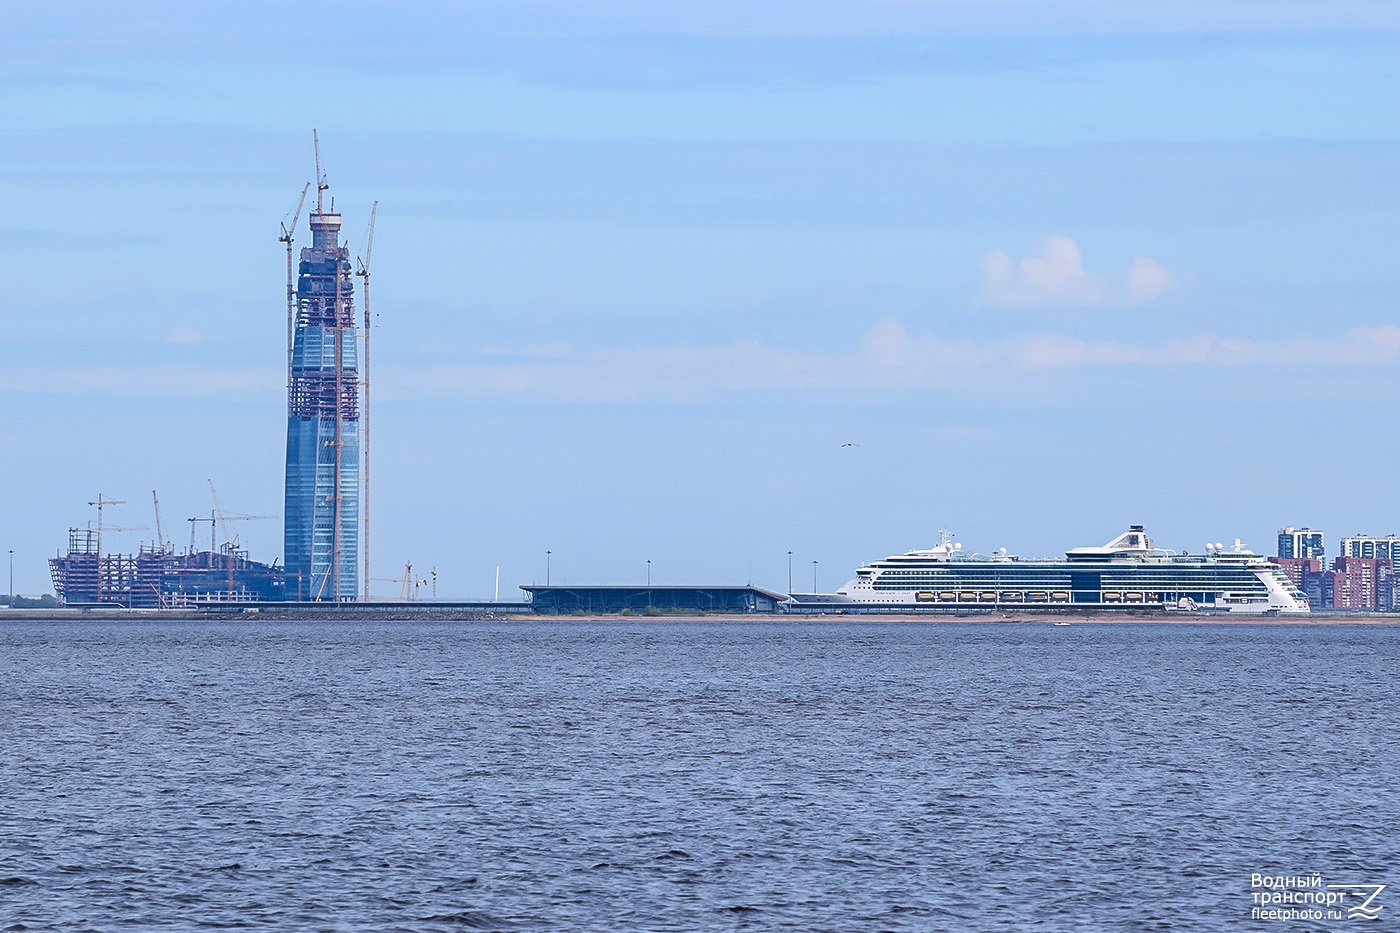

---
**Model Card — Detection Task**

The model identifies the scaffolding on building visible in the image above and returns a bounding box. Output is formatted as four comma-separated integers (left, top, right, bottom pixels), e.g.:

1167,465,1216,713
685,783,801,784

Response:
49,496,288,608
283,129,363,602
49,530,287,608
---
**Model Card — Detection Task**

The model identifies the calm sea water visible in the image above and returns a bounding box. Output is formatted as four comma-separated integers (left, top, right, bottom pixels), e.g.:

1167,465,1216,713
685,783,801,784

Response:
0,619,1395,931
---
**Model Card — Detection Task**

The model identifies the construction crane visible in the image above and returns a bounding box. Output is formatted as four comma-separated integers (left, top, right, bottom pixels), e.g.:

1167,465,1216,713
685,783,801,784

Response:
187,512,275,554
368,560,428,602
151,490,168,553
311,128,348,602
87,494,124,604
88,493,126,553
207,479,232,557
279,181,311,405
188,514,217,556
151,490,163,552
366,576,399,601
400,561,429,601
313,128,328,213
84,495,146,603
356,200,377,601
207,480,275,595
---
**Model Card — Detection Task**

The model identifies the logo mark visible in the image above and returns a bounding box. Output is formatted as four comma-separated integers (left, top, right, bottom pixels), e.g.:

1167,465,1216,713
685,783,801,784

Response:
1328,884,1386,921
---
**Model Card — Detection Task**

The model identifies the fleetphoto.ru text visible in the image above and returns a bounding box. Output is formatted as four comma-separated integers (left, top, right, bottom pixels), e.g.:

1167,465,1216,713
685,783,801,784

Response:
1250,873,1385,923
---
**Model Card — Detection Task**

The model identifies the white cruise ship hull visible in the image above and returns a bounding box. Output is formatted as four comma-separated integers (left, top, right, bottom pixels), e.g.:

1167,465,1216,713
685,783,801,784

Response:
787,527,1310,615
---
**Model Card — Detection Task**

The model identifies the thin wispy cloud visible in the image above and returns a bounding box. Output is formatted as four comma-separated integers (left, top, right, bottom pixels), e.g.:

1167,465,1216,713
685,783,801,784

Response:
1002,329,1400,368
980,235,1174,309
8,324,1398,403
383,322,1400,402
0,365,279,397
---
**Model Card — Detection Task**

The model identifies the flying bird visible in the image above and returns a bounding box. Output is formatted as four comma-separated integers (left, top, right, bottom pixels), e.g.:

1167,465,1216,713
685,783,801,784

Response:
841,443,859,448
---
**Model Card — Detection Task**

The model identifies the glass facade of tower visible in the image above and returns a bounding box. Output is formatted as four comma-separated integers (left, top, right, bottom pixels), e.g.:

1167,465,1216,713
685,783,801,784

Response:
285,211,359,601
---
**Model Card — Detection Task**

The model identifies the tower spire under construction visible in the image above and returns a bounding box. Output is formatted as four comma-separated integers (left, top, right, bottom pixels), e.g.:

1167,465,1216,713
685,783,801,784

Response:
284,130,360,601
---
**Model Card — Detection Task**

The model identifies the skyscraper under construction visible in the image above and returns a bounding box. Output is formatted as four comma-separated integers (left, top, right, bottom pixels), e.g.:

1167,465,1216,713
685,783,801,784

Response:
284,139,359,601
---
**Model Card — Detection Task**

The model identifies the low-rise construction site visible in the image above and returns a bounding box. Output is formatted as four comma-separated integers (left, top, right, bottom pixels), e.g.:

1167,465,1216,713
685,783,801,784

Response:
49,491,287,608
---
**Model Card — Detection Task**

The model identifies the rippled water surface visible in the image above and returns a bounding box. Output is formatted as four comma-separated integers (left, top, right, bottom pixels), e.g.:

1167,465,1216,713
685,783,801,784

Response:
1,619,1396,931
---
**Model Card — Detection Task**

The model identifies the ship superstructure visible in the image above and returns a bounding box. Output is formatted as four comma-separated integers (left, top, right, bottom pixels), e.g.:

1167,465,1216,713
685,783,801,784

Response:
792,526,1310,614
284,138,359,601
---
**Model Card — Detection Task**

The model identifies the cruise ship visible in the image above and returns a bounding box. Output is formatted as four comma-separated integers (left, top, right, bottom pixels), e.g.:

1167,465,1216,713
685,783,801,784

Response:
790,526,1309,614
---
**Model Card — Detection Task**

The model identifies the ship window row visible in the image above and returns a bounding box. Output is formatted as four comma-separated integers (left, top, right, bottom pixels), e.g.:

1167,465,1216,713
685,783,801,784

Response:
872,578,1267,591
872,583,1266,592
871,572,1264,584
870,567,1265,577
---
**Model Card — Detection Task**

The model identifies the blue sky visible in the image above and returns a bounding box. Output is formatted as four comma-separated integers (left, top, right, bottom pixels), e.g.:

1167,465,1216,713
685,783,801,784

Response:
2,1,1398,597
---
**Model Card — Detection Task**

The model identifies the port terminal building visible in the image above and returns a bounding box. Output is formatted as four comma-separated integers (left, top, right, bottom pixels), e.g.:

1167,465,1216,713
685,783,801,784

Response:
521,585,789,614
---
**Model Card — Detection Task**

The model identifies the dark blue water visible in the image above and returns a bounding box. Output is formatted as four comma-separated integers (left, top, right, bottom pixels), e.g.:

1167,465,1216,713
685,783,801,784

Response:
1,620,1395,931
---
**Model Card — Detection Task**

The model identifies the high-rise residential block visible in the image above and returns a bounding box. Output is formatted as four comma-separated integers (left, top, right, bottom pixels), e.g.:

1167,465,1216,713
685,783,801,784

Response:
1338,533,1400,562
1277,526,1325,561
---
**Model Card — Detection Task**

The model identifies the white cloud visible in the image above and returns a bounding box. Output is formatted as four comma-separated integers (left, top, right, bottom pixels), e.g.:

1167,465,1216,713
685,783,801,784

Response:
981,235,1105,309
980,235,1174,309
1125,255,1173,305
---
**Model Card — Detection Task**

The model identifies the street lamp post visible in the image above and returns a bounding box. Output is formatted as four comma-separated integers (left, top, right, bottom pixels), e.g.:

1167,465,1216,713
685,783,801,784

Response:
546,550,551,586
7,549,12,606
647,559,651,586
787,550,793,595
812,560,818,594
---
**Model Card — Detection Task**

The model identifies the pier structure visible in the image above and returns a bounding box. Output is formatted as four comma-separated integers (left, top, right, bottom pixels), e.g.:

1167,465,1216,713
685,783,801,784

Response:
284,132,360,601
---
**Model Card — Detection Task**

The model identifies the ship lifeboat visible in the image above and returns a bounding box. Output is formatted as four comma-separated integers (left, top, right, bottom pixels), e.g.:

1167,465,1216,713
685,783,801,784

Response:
915,592,937,602
1028,591,1048,602
1050,592,1070,602
1103,592,1122,602
939,592,957,602
1002,591,1023,601
958,592,978,602
1125,592,1144,602
980,592,997,602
